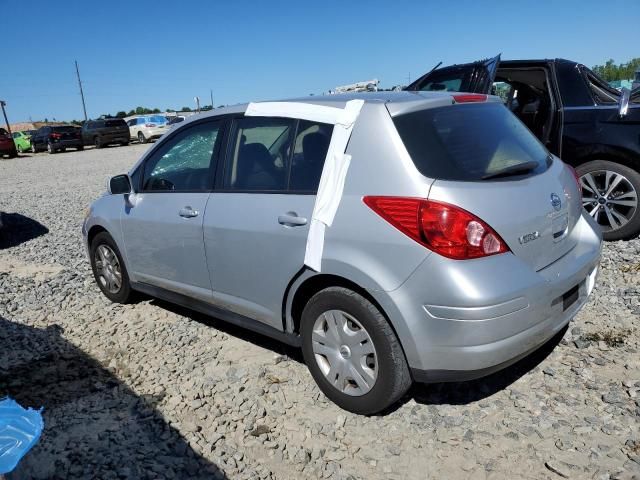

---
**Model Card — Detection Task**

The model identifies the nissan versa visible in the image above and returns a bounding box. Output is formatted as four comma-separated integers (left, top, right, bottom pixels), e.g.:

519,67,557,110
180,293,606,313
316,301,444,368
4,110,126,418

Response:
83,92,602,414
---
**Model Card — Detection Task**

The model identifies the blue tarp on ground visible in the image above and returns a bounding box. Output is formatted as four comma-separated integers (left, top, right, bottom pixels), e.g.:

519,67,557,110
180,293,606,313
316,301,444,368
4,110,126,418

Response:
0,398,44,474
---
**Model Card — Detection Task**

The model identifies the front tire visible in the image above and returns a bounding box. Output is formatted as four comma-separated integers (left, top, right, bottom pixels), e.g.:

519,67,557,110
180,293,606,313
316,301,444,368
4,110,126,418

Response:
31,144,37,153
89,232,134,303
300,287,411,414
576,160,640,241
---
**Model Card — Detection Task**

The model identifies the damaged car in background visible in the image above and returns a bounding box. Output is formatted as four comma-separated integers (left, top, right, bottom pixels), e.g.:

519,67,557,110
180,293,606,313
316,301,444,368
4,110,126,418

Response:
407,56,640,241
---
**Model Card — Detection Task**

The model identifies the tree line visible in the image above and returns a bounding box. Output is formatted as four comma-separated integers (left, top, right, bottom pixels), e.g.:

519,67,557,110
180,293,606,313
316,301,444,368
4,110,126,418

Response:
592,58,640,82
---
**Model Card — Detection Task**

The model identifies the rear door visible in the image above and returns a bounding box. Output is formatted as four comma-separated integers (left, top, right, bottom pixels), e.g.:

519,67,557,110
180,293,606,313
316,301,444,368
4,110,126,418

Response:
203,117,334,328
393,101,581,271
121,119,224,300
407,55,500,94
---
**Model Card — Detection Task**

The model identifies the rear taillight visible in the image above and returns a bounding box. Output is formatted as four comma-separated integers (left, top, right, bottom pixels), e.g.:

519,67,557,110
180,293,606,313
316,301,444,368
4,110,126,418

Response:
145,123,156,127
453,94,487,103
50,132,62,139
363,196,509,260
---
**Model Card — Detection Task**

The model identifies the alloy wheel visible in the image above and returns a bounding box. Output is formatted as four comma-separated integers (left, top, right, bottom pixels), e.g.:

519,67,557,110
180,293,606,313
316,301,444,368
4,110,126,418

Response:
311,310,378,396
94,244,123,294
580,170,638,232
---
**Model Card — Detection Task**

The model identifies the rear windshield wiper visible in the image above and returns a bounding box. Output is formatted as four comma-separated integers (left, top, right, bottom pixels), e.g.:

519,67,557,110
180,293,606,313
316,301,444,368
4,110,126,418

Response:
481,161,539,180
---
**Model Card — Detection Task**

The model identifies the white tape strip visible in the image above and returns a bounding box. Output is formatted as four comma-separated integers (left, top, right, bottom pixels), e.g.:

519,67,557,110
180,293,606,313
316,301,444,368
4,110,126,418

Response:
245,99,364,272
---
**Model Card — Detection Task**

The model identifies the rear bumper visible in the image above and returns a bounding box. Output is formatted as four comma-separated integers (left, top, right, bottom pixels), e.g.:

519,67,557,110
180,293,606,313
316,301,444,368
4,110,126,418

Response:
375,213,602,380
97,134,129,144
51,139,83,149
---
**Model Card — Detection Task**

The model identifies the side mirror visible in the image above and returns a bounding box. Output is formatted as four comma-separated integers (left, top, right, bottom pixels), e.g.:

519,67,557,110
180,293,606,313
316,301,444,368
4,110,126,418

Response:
108,174,132,195
619,87,630,118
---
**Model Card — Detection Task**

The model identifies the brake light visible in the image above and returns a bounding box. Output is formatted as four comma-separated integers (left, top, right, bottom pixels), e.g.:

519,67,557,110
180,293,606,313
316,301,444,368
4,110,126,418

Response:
50,132,62,139
363,196,509,260
145,123,156,127
453,94,487,103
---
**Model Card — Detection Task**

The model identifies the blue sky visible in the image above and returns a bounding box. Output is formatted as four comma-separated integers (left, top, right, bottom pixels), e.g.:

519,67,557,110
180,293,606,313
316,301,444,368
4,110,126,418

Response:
2,0,639,122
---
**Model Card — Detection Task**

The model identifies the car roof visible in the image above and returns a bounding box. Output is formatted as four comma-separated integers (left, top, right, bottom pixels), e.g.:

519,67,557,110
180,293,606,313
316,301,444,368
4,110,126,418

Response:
185,91,502,124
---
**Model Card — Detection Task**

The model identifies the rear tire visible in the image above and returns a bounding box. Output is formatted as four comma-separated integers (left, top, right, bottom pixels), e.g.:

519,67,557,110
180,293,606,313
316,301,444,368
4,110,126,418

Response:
89,232,134,303
31,144,36,153
94,137,103,149
77,145,84,151
300,287,411,414
47,142,55,154
576,160,640,241
138,132,146,144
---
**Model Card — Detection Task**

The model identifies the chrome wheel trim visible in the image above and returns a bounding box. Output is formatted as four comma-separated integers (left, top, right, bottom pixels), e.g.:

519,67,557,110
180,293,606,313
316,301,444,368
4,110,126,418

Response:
580,169,638,232
94,244,123,294
311,310,378,396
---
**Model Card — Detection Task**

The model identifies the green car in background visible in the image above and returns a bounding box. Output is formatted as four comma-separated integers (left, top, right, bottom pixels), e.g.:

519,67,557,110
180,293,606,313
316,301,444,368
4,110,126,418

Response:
12,130,35,153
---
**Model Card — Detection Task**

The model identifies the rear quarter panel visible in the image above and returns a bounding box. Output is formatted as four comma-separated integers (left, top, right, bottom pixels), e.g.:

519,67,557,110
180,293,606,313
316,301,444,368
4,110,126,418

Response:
315,102,436,292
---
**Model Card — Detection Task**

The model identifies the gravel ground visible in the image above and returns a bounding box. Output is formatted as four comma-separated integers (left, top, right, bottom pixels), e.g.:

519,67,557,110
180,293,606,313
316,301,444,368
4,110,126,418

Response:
0,145,639,480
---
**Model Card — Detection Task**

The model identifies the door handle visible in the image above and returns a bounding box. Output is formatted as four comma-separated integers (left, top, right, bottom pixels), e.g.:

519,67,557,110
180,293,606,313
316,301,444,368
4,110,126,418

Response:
179,206,199,218
278,212,307,227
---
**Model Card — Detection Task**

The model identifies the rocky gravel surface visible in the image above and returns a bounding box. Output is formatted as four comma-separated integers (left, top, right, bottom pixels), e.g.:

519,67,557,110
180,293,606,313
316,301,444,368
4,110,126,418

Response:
1,145,639,479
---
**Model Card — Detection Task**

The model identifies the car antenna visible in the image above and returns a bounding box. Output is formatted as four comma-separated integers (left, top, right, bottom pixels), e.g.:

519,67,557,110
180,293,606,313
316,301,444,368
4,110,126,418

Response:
425,61,443,76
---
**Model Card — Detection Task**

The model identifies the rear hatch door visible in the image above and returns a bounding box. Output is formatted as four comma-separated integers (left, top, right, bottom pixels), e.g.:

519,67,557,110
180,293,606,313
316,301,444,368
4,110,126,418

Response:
392,100,580,271
406,54,500,94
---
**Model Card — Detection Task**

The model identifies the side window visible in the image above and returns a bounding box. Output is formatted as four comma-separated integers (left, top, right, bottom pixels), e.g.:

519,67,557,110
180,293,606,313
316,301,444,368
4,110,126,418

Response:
142,121,221,192
224,117,295,191
289,120,333,192
138,118,146,125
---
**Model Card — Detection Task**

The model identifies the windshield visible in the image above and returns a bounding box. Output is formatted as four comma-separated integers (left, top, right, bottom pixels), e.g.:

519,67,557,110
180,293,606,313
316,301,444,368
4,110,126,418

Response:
393,102,551,181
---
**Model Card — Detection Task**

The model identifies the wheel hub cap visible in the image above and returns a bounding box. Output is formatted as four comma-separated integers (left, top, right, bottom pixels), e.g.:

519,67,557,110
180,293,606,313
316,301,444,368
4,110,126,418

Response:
94,245,122,294
311,310,378,397
339,345,351,359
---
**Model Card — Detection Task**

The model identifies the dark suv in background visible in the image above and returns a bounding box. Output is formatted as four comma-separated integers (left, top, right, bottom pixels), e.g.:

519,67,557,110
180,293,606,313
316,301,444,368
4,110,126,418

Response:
407,56,640,240
31,125,83,154
82,119,130,148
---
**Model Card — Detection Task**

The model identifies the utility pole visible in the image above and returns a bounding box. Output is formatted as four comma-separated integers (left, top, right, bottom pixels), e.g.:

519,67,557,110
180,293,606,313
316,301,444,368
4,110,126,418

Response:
0,100,11,135
75,60,88,122
194,96,200,113
210,89,214,109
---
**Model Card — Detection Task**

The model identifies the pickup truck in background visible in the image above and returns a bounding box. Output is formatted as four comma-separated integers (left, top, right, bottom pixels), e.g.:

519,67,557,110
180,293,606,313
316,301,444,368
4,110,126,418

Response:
407,56,640,241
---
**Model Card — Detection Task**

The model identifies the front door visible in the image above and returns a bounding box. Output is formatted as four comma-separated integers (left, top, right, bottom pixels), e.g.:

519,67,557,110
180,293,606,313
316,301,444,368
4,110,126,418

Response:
121,119,223,300
204,117,334,328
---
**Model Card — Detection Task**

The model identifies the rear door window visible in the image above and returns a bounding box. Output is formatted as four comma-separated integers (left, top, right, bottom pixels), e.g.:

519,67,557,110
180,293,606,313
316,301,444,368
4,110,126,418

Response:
224,117,295,191
393,102,550,181
289,120,333,192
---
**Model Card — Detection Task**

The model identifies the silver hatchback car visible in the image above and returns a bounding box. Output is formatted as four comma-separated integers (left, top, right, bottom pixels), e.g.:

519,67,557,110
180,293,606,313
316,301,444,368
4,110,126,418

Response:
83,92,602,414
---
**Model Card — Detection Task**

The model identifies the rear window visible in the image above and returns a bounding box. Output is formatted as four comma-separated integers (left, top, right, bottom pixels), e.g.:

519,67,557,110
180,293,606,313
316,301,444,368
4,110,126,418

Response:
393,102,550,181
52,126,77,133
105,119,127,128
